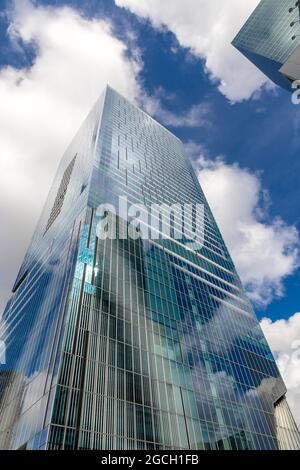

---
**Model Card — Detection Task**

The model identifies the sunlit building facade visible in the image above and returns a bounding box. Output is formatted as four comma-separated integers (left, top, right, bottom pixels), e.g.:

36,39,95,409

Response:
0,86,299,450
233,0,300,90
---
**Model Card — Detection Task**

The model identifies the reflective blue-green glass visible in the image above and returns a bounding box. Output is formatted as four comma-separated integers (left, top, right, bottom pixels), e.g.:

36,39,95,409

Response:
233,0,300,90
0,86,299,450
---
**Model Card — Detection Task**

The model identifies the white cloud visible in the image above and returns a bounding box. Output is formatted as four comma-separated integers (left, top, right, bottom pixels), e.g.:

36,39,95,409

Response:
0,0,220,316
0,0,141,314
261,313,300,428
115,0,272,102
195,155,299,306
141,88,211,128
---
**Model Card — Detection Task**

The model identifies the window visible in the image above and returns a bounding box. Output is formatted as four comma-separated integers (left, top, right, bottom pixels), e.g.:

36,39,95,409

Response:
44,155,76,235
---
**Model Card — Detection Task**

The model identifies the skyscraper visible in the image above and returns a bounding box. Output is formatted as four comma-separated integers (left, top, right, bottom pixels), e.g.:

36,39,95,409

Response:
0,85,299,450
232,0,300,90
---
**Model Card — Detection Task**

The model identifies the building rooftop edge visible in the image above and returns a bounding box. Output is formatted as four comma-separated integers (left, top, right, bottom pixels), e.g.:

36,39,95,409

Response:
105,84,182,144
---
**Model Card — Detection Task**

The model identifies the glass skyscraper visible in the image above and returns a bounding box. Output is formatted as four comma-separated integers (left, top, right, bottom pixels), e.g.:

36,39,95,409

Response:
232,0,300,90
0,86,299,450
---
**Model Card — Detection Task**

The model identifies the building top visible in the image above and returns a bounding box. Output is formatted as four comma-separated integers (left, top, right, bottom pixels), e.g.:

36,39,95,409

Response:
106,84,181,142
232,0,300,90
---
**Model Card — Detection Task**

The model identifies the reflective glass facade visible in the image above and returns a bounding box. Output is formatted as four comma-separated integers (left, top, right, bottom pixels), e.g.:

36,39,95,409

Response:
232,0,300,90
0,86,299,450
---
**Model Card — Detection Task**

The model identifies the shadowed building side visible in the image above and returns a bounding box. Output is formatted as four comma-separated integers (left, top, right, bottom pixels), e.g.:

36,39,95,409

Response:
232,0,300,91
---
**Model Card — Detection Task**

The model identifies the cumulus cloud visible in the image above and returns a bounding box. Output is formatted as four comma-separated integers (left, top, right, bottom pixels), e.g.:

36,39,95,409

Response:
195,155,299,306
1,1,298,318
0,0,218,315
261,313,300,428
141,88,211,128
115,0,272,102
0,0,141,314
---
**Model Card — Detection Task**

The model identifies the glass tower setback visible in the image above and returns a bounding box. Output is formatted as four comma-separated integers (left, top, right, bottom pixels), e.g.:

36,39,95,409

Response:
0,86,299,451
232,0,300,90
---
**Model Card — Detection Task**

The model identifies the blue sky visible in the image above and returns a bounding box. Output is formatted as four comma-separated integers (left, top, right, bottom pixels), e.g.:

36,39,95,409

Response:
1,0,300,419
2,0,297,321
0,0,299,318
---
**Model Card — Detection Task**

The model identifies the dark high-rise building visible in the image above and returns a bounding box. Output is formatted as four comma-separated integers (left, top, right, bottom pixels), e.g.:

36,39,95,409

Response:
232,0,300,90
0,86,299,450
